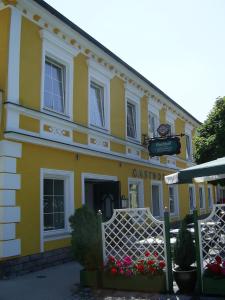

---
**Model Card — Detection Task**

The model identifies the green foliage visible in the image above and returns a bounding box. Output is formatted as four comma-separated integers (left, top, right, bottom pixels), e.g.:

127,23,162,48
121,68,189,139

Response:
69,205,101,271
194,96,225,164
173,217,196,270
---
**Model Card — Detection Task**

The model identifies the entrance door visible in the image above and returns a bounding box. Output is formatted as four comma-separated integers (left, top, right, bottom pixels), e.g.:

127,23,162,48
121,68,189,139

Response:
93,181,121,221
151,182,163,218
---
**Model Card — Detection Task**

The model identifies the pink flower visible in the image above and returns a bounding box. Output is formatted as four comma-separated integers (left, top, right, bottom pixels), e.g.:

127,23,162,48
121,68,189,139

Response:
145,251,150,257
116,260,122,267
123,256,132,266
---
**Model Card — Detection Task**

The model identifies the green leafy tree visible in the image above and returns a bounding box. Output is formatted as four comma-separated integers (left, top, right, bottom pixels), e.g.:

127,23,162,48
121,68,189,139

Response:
194,96,225,164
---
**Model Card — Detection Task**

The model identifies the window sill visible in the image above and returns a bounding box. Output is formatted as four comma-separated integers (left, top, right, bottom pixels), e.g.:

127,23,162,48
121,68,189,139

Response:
44,230,71,241
42,108,71,120
126,136,141,144
89,124,109,134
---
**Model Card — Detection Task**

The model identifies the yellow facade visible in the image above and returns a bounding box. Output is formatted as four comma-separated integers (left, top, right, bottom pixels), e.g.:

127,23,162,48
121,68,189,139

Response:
0,2,213,262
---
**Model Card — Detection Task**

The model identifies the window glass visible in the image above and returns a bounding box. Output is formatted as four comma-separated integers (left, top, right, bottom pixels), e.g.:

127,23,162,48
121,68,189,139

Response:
208,187,213,208
44,178,65,231
127,102,137,138
44,59,65,114
129,183,139,208
152,184,160,217
199,187,204,209
186,135,192,160
149,112,159,137
90,82,105,128
169,186,175,214
189,186,195,211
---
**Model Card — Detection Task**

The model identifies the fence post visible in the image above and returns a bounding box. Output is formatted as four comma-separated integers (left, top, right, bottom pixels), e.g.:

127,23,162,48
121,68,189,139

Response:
164,207,173,293
97,210,103,265
193,209,202,294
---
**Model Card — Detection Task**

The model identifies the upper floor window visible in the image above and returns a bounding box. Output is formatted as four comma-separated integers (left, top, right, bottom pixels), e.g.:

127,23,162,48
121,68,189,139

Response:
90,81,105,128
186,135,192,160
40,30,79,120
44,58,65,114
148,112,159,138
189,185,196,212
127,102,137,139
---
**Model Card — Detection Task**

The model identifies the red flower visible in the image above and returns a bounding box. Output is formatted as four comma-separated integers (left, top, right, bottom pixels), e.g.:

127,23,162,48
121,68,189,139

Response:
148,266,156,273
145,251,150,257
207,263,221,274
215,256,222,265
147,260,154,265
159,261,165,269
109,255,115,263
153,251,158,257
111,267,117,275
137,264,144,273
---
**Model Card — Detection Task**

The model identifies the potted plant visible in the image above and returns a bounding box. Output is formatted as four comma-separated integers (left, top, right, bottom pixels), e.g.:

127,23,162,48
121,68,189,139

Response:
102,251,167,293
69,205,102,288
173,215,197,293
203,255,225,295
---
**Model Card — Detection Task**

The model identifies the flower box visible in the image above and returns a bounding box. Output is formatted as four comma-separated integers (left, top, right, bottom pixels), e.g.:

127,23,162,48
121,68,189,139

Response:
102,272,166,293
80,269,100,288
203,276,225,296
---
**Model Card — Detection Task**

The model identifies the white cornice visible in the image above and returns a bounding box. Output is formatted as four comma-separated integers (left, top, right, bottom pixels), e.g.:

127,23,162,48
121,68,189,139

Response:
87,58,114,80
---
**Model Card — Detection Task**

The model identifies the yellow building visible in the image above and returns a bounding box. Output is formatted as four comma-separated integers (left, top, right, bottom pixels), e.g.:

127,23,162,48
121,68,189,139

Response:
0,0,216,273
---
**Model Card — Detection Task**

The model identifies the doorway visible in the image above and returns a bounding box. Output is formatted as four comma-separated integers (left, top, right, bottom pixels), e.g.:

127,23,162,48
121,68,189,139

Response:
83,174,121,221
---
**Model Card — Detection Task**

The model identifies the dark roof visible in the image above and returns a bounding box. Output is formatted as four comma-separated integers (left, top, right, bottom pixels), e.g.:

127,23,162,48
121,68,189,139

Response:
34,0,201,125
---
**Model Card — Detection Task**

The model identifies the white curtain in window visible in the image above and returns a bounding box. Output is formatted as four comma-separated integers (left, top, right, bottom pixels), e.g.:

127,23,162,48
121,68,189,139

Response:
90,82,105,128
127,102,136,138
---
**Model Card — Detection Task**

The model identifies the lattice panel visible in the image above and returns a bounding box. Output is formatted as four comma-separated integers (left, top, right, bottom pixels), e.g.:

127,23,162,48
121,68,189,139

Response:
198,204,225,271
102,208,166,264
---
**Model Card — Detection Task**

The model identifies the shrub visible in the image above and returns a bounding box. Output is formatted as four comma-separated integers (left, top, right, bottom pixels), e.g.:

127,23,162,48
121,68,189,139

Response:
69,205,101,271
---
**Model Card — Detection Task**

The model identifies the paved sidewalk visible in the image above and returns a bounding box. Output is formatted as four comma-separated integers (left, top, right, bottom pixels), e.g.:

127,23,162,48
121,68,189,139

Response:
0,261,81,300
0,261,223,300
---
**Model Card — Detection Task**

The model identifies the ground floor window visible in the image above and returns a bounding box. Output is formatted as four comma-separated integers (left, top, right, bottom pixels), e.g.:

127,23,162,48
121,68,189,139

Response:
207,185,213,209
199,185,205,210
41,169,74,242
189,185,196,212
168,185,179,216
151,181,163,218
128,178,144,208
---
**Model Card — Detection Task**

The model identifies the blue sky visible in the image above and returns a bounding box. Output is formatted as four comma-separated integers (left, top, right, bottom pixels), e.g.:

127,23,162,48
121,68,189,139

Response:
45,0,225,122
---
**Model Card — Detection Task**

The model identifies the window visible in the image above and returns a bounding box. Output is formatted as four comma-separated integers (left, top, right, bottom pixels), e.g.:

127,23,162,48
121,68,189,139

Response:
41,169,74,242
199,186,205,210
127,102,137,138
189,185,196,212
186,135,192,160
169,185,178,215
40,30,78,119
44,178,65,231
90,82,105,128
151,181,163,218
208,186,213,209
149,112,159,138
128,179,144,208
44,58,65,114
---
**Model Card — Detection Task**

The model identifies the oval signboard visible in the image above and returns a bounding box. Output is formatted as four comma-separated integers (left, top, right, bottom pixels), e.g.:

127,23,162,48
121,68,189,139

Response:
148,136,181,157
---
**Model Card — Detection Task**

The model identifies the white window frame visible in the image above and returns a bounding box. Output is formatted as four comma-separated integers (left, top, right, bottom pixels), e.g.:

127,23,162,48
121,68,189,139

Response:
207,185,214,209
88,60,111,132
151,180,163,218
40,168,74,251
125,90,140,142
166,111,176,136
188,184,196,213
128,178,144,208
199,185,206,210
40,30,78,120
168,185,179,216
185,124,193,161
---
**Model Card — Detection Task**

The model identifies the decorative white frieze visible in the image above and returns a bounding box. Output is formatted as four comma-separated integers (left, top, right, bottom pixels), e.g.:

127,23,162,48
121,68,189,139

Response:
89,135,110,150
0,223,16,240
0,239,21,258
0,207,20,223
126,146,140,158
41,122,72,143
167,157,176,167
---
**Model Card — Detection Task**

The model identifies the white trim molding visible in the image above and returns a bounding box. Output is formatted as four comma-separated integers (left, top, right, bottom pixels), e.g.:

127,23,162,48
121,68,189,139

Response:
151,180,163,219
7,7,21,103
0,239,21,258
128,177,144,208
40,168,74,252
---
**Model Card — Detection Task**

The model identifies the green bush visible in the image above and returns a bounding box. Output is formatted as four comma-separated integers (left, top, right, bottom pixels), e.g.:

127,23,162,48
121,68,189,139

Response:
173,216,196,270
69,205,102,271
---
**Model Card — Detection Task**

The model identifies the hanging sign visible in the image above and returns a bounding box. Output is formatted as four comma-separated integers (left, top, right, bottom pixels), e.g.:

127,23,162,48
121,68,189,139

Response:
148,136,181,157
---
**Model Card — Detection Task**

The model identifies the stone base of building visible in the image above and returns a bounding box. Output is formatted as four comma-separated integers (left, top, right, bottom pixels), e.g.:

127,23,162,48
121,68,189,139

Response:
0,247,73,278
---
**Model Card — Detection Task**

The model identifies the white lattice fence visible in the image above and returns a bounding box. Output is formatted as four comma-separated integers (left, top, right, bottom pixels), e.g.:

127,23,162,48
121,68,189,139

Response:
102,208,166,263
198,204,225,274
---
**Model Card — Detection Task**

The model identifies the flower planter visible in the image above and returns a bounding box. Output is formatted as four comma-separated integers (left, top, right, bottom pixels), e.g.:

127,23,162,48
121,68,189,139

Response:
80,269,100,288
203,275,225,296
173,267,197,294
102,272,166,293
